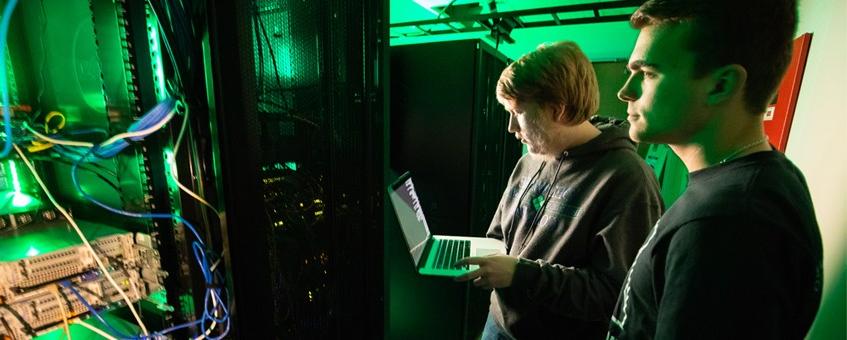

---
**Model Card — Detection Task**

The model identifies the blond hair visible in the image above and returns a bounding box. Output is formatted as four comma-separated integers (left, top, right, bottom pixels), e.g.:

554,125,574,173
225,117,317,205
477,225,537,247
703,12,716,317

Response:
496,41,599,124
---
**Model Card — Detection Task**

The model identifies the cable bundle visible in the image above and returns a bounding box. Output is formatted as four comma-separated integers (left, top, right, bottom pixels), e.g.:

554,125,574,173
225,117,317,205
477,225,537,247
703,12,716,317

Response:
17,97,230,339
38,99,179,162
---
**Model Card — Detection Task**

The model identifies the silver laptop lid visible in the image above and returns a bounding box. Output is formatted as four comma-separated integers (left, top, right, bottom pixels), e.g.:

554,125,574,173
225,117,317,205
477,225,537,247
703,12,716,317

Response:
387,172,432,266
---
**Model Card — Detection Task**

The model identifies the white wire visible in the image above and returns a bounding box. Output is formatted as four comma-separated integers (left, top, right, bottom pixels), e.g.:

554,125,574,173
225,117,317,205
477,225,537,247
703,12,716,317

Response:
193,292,219,340
170,107,223,340
74,319,118,340
99,108,176,147
23,123,94,147
25,107,176,152
170,105,222,218
12,144,150,336
209,254,224,273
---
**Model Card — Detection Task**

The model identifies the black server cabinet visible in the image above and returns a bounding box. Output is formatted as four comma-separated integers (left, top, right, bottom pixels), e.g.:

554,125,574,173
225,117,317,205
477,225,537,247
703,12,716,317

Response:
207,0,386,338
387,40,521,339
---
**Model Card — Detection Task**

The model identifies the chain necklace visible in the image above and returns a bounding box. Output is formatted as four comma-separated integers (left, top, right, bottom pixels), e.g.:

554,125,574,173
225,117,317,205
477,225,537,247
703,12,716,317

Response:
719,136,769,164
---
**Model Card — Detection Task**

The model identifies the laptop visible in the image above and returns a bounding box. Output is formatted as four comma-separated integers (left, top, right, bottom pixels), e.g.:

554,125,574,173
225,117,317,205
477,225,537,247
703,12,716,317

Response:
388,172,506,277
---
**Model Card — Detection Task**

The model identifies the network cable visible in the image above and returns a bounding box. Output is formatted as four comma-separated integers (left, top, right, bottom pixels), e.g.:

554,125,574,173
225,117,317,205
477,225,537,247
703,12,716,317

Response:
24,99,177,163
59,281,136,340
70,153,230,339
19,105,230,337
0,0,20,158
61,114,230,338
75,319,119,340
20,100,228,337
170,104,223,226
12,144,151,336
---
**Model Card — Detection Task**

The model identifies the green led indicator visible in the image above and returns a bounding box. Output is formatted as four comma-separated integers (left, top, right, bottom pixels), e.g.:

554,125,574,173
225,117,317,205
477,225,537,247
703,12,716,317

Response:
147,7,167,100
11,192,32,207
164,150,177,177
9,160,20,192
25,246,39,257
8,160,32,207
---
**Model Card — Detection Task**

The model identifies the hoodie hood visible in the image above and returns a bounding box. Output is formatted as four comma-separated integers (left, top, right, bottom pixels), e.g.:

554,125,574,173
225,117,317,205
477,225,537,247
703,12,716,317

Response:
560,115,636,158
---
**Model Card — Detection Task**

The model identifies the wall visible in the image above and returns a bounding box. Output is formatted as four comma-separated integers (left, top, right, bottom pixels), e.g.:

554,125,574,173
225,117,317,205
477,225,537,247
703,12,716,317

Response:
788,0,847,338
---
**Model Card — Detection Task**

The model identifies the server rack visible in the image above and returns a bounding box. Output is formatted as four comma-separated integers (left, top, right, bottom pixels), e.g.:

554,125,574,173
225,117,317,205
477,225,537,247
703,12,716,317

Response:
207,0,387,338
0,0,226,339
387,39,521,339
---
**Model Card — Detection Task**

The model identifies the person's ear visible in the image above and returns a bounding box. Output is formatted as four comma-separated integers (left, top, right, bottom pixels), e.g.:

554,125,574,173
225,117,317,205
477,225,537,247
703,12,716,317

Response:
706,64,747,106
551,103,568,123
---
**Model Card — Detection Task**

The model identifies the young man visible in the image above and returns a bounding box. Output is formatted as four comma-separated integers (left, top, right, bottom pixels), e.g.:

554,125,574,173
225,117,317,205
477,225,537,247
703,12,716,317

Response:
454,41,663,339
608,0,823,339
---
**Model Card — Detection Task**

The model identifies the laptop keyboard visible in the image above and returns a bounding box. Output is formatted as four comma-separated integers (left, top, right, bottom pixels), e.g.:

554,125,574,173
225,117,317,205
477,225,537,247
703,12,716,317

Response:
433,239,471,269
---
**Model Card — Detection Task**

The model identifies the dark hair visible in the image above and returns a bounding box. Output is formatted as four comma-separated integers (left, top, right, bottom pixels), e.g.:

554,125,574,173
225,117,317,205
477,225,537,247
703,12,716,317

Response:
496,41,599,124
631,0,797,113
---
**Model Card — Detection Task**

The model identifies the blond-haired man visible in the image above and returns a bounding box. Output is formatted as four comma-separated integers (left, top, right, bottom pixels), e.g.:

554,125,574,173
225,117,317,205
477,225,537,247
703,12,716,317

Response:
455,41,663,339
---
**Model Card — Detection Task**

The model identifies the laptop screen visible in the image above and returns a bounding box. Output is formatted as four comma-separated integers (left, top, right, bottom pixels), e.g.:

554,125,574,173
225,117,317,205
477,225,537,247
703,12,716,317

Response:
387,172,431,266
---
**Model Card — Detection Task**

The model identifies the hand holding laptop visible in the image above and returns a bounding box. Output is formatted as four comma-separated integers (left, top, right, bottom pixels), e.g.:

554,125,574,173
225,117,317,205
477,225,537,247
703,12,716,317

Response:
388,172,507,278
453,254,518,289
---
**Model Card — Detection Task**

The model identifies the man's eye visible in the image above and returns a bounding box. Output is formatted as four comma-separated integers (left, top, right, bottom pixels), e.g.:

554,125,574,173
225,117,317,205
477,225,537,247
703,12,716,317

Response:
644,71,657,79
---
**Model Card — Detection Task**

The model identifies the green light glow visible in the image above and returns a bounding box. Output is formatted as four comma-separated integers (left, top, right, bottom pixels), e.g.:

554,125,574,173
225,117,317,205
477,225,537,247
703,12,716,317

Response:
146,7,167,100
164,150,177,177
0,222,126,262
162,149,183,225
148,289,174,312
9,160,20,192
5,160,37,209
32,309,140,340
11,192,32,207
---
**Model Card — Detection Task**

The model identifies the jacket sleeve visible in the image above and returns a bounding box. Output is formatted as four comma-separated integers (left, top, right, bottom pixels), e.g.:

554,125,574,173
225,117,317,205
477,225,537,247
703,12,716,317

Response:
508,176,663,321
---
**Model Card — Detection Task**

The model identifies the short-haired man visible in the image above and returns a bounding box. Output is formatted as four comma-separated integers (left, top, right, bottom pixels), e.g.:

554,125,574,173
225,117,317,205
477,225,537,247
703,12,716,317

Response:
455,41,663,339
608,0,823,339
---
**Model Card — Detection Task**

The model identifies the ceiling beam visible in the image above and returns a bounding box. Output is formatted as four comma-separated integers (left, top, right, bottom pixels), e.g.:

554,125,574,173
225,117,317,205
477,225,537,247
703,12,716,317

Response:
390,0,643,28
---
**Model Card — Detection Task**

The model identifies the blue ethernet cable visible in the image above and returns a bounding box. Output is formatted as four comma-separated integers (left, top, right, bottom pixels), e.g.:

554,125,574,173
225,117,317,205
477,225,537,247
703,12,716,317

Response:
59,281,140,340
0,0,20,158
40,99,176,162
96,98,176,158
69,148,231,338
62,280,218,340
42,98,230,338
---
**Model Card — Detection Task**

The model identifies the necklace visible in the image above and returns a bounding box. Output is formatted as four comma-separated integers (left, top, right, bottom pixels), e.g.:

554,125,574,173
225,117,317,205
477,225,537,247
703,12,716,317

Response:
719,137,769,164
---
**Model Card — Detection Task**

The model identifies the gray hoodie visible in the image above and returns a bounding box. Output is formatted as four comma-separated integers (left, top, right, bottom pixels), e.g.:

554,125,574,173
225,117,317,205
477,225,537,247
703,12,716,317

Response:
487,116,663,339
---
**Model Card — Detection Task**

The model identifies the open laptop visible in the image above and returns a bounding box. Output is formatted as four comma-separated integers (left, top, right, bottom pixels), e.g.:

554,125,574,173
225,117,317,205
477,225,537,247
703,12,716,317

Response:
388,172,506,277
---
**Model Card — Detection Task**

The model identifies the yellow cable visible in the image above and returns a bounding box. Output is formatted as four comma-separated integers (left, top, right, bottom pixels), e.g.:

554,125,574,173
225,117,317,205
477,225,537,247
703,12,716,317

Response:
44,111,66,134
26,140,54,153
50,285,72,340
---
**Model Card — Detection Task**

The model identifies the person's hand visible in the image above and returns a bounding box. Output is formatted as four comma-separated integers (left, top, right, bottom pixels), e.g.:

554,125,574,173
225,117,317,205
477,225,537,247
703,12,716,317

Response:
453,255,519,289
